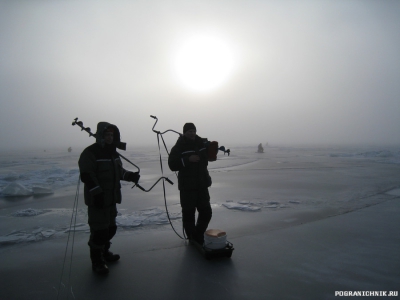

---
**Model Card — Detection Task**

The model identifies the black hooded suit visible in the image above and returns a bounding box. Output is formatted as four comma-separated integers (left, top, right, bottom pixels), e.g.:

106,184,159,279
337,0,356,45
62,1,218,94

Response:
168,134,212,244
79,122,137,262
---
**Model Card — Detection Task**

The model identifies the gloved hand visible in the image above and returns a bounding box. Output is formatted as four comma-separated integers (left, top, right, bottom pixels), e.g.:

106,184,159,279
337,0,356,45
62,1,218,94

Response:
93,192,105,208
126,172,140,184
208,141,219,162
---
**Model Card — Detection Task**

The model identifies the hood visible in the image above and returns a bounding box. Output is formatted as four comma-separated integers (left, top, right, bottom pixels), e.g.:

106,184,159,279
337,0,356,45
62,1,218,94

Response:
95,122,127,150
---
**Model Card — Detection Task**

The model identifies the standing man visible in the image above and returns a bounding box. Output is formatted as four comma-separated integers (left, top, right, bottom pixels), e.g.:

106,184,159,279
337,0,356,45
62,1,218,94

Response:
79,122,140,275
168,123,212,246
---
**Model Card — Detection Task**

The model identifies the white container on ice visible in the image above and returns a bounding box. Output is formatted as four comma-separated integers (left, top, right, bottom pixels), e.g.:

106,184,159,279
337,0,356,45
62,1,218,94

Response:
204,229,227,249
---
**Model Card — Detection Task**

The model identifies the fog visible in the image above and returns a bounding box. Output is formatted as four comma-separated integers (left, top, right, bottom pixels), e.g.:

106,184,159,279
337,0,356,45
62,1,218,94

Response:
1,0,399,151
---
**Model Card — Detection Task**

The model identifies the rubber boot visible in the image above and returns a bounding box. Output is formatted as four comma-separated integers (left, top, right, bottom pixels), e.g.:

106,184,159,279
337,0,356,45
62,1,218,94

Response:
193,231,205,246
90,249,109,275
104,242,120,262
195,206,212,245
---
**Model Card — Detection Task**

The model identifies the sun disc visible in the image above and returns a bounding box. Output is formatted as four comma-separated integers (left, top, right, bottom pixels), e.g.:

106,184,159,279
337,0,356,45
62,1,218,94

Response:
173,35,235,92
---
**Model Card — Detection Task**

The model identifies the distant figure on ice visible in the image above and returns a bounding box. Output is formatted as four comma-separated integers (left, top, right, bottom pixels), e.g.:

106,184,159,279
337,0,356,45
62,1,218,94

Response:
257,143,264,153
168,123,213,246
78,122,140,275
68,147,72,153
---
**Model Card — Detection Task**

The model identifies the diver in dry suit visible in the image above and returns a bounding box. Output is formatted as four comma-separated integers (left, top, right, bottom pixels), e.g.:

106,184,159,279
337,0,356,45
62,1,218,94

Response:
168,123,212,245
79,122,140,275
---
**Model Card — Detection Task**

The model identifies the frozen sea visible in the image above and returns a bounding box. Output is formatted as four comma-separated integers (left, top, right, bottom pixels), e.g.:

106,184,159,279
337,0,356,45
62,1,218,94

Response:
1,144,400,300
1,144,399,245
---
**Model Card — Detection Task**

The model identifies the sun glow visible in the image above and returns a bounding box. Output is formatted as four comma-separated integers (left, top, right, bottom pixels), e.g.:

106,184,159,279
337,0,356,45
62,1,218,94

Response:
173,35,236,93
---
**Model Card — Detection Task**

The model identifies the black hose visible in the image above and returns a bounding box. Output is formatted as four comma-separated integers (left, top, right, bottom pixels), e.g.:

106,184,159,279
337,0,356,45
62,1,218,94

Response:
151,116,185,239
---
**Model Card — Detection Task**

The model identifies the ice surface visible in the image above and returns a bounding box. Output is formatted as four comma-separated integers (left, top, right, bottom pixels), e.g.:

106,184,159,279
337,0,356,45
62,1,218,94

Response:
0,145,399,247
0,144,399,300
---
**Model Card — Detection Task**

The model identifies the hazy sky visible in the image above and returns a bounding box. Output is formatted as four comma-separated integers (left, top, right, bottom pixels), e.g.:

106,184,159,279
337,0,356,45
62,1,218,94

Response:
1,0,399,151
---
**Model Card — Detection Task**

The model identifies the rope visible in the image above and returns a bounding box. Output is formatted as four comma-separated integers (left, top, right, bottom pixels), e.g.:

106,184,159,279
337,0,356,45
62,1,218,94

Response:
56,176,80,300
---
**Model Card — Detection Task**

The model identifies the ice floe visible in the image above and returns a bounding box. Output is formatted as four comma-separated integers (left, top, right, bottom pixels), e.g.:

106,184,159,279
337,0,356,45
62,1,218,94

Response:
0,183,54,197
39,229,56,238
1,182,33,196
222,200,297,211
117,208,181,227
12,208,48,217
64,223,90,232
222,202,261,211
0,207,182,245
0,228,58,244
238,200,250,204
264,204,279,208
